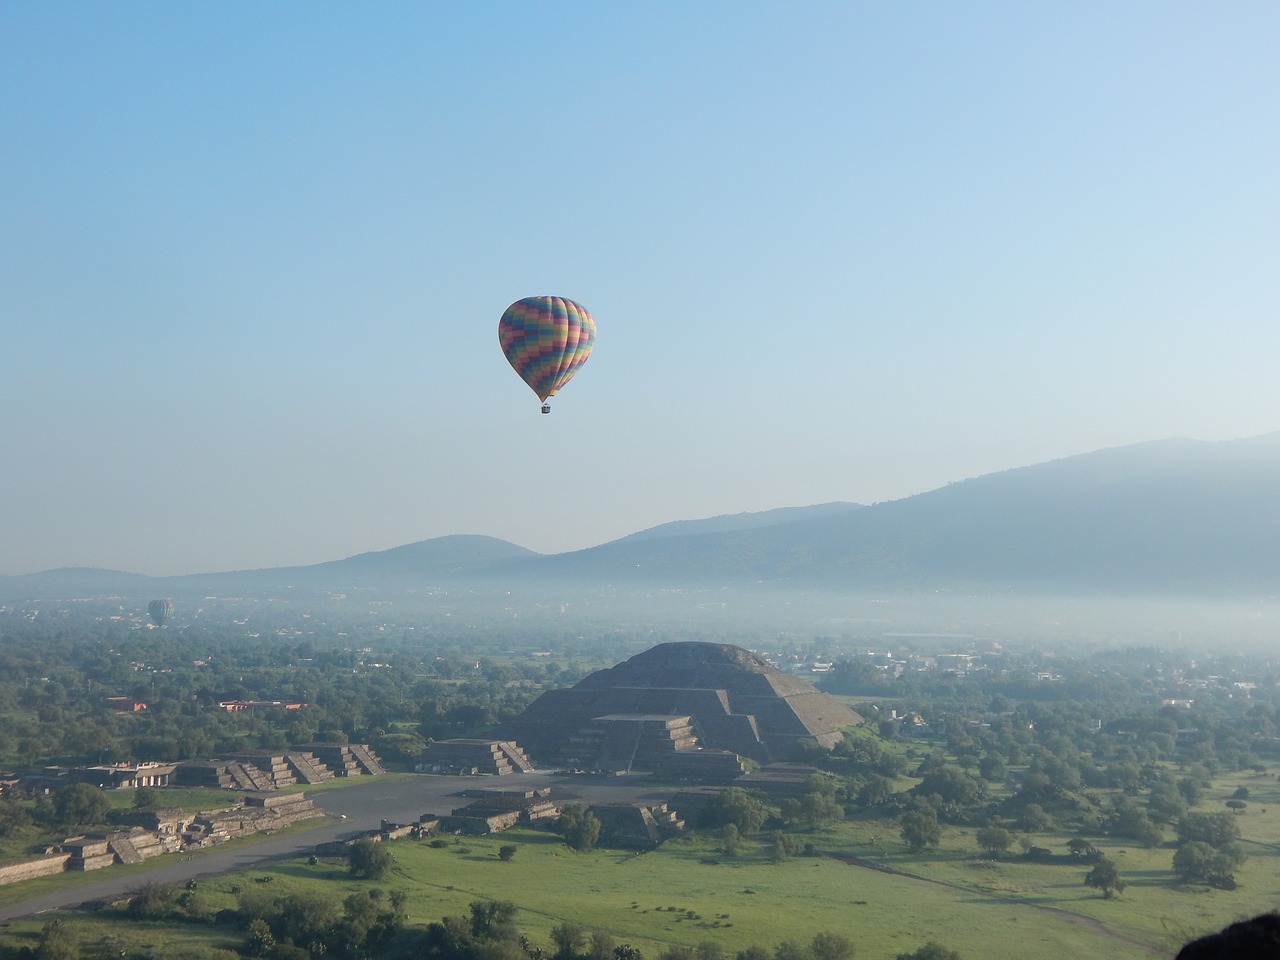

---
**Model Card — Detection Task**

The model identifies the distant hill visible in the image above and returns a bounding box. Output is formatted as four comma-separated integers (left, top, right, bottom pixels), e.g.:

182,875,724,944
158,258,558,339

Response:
309,534,539,576
493,434,1280,596
167,535,540,594
0,567,155,596
609,503,863,544
5,434,1280,600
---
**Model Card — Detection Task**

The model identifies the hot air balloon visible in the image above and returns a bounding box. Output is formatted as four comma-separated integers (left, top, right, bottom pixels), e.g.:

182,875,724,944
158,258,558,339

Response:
148,599,173,627
498,296,595,413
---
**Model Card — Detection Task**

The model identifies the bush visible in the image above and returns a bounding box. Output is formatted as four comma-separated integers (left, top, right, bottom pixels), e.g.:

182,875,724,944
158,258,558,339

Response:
348,837,394,880
975,826,1012,858
897,944,960,960
127,882,179,919
558,804,602,852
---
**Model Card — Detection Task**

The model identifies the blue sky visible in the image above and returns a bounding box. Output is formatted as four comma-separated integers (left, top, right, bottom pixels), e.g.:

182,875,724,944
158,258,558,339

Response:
2,2,1278,576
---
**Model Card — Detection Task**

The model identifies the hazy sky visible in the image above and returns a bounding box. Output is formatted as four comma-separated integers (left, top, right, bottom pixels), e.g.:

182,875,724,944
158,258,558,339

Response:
3,3,1278,576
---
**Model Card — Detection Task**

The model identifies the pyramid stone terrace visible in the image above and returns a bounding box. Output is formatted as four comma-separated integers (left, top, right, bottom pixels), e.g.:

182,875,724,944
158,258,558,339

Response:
417,739,535,775
496,642,862,768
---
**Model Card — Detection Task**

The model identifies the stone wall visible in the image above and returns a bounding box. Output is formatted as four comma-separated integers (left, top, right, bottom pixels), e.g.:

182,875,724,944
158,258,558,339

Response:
0,853,71,886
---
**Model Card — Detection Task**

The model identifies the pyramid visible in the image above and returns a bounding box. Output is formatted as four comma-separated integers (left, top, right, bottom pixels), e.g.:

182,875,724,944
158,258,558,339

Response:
494,642,862,767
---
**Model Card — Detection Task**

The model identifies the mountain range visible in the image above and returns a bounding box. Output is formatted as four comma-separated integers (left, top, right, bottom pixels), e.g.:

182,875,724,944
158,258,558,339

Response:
5,434,1280,601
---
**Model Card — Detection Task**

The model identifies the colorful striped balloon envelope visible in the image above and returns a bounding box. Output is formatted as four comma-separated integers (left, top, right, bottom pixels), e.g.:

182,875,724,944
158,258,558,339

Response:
148,598,173,627
498,296,596,407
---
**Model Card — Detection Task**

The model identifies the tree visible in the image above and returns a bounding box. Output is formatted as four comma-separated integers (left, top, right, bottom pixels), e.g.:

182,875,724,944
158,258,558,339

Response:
809,931,853,960
53,783,110,827
0,795,34,838
703,788,771,834
35,920,79,960
1177,776,1204,807
783,787,844,828
1019,803,1052,833
470,899,519,942
499,844,518,861
721,823,742,856
1173,841,1246,886
1176,812,1240,849
769,830,803,862
272,891,340,946
551,921,587,960
911,766,985,808
558,804,602,852
1146,782,1187,824
127,882,179,919
338,890,386,953
588,932,618,960
977,754,1007,783
348,837,393,880
132,786,161,810
899,802,941,852
856,776,894,808
1110,799,1162,848
1083,857,1125,898
1066,838,1101,861
245,919,275,958
974,826,1012,858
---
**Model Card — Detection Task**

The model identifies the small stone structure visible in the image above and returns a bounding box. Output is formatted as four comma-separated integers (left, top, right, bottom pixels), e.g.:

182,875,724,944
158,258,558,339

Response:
106,827,182,863
555,714,746,780
172,744,376,791
184,793,320,846
417,739,535,775
225,751,336,788
667,786,729,826
173,760,276,791
0,787,325,889
0,853,71,885
22,745,373,800
62,837,116,872
315,815,440,857
297,743,386,777
734,763,822,800
114,807,191,837
588,801,686,849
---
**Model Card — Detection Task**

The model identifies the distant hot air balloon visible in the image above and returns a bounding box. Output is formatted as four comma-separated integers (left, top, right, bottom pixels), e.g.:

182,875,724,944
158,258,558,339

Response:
498,296,595,413
148,599,173,627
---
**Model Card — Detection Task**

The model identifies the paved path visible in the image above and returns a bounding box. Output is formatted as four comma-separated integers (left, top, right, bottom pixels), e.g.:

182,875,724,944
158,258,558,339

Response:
0,771,668,923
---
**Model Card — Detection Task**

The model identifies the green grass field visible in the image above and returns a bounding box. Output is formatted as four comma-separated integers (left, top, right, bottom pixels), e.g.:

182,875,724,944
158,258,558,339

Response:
3,770,1279,959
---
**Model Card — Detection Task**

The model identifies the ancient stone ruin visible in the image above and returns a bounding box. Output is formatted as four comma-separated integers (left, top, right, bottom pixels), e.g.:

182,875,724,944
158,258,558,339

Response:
494,641,861,774
0,793,322,887
588,801,685,849
417,739,535,775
